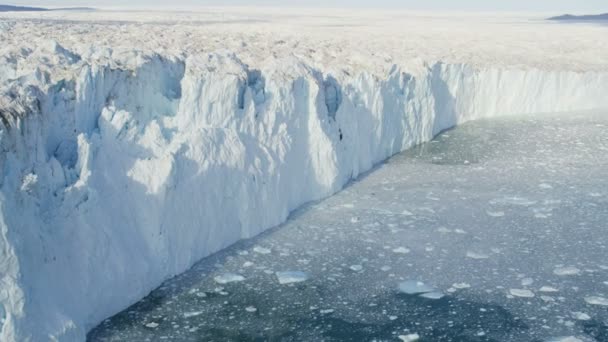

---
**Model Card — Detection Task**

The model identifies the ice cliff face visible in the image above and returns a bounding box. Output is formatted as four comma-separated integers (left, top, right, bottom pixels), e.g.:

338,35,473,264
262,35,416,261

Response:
0,44,607,341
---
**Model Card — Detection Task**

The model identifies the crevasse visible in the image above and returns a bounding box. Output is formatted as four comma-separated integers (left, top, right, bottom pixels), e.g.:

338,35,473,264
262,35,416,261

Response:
0,50,607,341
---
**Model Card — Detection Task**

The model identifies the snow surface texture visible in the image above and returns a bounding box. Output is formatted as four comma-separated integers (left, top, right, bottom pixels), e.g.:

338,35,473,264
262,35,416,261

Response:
0,9,607,341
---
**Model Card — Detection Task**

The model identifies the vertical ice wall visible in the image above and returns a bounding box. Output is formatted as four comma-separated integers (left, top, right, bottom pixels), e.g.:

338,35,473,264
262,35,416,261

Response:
0,48,607,341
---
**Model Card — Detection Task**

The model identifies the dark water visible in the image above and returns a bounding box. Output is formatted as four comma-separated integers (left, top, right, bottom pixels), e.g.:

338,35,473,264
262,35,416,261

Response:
89,112,608,342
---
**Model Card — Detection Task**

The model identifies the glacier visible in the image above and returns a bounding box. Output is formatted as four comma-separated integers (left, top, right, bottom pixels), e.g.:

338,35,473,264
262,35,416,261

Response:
0,12,607,341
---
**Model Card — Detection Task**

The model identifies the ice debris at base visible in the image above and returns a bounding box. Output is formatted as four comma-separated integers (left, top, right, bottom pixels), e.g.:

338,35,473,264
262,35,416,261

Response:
583,296,608,306
392,247,411,254
398,280,443,299
553,267,581,276
275,271,309,284
213,273,246,284
546,337,585,342
509,289,535,298
399,333,421,342
466,251,490,259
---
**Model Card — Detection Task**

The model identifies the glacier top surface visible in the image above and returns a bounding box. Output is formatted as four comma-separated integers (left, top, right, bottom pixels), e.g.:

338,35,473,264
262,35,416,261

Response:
1,8,607,74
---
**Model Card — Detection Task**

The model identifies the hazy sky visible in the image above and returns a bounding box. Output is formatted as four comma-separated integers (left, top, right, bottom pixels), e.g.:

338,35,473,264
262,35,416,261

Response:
9,0,607,12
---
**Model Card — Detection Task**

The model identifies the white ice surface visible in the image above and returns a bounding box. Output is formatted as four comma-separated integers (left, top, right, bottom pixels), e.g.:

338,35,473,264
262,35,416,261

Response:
0,8,607,342
275,271,309,285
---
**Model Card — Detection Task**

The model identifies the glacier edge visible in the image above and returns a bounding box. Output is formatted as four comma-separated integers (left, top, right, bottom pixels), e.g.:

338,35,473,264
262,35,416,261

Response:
0,49,607,341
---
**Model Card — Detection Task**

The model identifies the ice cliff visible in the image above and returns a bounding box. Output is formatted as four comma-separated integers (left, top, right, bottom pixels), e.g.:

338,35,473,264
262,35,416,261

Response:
1,44,607,341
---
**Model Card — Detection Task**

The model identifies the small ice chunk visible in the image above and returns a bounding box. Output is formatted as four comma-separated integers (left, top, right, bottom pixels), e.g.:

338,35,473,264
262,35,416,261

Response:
398,280,436,295
420,291,445,300
486,210,505,217
214,273,245,284
545,337,584,342
245,306,257,313
349,265,363,272
401,210,414,216
399,333,420,342
571,312,591,321
553,267,580,276
320,309,334,314
388,315,398,320
453,282,471,289
276,271,308,284
242,261,254,268
539,183,553,189
183,311,203,318
350,216,360,223
539,286,559,292
584,296,608,306
145,322,159,328
380,266,392,271
393,247,411,254
509,289,535,298
521,278,534,286
541,296,555,302
466,251,489,259
253,246,271,254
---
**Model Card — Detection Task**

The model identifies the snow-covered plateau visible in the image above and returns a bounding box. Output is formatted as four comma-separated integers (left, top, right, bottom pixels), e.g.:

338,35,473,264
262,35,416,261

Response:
0,8,607,341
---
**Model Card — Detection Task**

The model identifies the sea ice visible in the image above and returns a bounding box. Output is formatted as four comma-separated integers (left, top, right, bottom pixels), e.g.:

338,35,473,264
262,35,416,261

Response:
276,271,309,284
253,246,272,254
553,267,580,276
399,333,421,342
398,280,437,295
213,273,245,284
584,296,608,306
466,251,490,259
509,289,535,298
393,247,411,254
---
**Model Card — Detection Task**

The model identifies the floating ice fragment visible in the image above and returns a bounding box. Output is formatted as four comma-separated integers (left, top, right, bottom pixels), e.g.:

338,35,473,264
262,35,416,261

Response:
393,247,410,254
521,278,534,286
399,333,420,342
466,251,489,259
539,183,553,189
398,280,436,295
253,246,271,254
509,289,535,298
276,271,309,284
144,322,159,328
350,265,363,272
452,282,471,289
401,210,414,216
545,337,584,342
242,261,254,268
553,267,580,276
571,312,591,321
214,273,245,284
350,216,360,223
539,286,559,292
420,291,445,300
486,210,505,217
388,315,398,320
320,309,334,314
245,306,257,313
183,311,203,318
380,266,391,271
491,197,537,206
584,296,608,306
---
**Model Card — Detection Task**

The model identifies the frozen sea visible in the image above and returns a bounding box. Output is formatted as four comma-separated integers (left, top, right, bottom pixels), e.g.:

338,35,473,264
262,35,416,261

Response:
88,112,608,342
